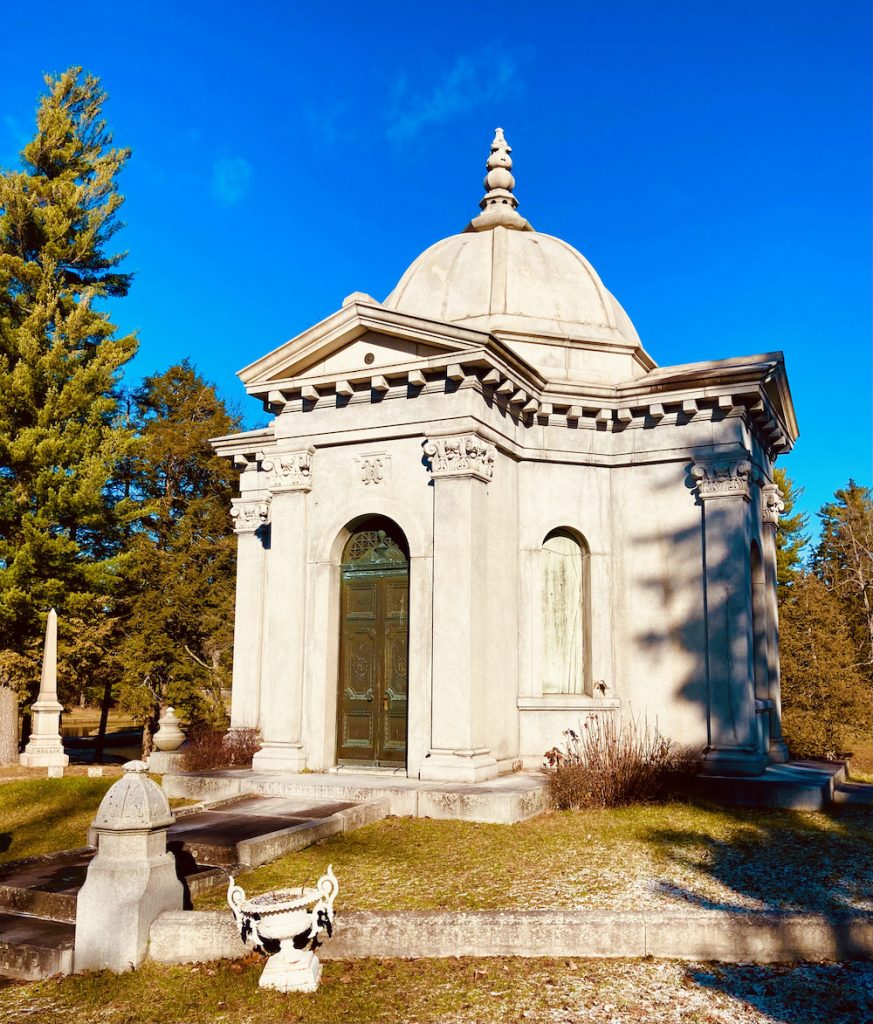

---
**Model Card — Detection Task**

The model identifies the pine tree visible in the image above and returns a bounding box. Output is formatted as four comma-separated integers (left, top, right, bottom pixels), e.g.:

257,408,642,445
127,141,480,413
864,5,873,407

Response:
779,571,866,758
814,480,873,673
0,69,137,761
114,362,240,755
773,467,808,596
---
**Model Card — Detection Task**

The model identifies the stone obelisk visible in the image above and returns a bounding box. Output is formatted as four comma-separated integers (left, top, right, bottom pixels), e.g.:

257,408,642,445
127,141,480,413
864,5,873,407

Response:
20,609,69,768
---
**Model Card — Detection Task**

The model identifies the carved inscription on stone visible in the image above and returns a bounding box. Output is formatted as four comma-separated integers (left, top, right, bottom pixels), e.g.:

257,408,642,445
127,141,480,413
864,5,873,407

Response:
761,483,785,526
263,448,315,493
355,453,390,486
424,434,496,482
230,498,271,533
691,459,752,501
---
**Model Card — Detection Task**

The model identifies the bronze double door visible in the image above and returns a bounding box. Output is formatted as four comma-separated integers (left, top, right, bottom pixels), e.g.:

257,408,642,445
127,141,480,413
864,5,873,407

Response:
337,529,409,766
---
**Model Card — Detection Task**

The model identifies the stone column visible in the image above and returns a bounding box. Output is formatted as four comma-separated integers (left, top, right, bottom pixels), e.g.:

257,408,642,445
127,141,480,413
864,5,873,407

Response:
229,496,270,731
691,459,767,776
761,482,790,763
252,448,314,772
74,760,183,973
419,434,498,783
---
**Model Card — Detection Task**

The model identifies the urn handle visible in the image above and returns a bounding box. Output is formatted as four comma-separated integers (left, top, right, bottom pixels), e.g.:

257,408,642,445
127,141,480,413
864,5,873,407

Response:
226,876,246,925
307,864,339,943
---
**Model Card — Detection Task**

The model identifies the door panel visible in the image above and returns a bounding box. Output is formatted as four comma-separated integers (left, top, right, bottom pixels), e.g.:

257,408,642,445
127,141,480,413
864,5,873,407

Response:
338,568,408,766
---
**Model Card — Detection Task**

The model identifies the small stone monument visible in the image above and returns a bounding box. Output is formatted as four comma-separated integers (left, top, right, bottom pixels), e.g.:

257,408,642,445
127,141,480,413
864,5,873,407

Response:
74,760,183,973
148,707,187,774
20,609,68,768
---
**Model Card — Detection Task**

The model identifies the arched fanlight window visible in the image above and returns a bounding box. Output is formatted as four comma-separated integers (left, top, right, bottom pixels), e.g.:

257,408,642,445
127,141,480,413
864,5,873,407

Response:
541,529,588,694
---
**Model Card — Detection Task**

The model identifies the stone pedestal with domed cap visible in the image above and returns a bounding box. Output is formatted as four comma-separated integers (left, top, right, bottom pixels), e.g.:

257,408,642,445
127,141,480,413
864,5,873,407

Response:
74,760,183,973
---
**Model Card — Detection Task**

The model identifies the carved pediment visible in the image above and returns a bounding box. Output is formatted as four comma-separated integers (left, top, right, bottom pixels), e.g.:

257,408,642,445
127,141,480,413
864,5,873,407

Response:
238,300,496,398
276,331,451,381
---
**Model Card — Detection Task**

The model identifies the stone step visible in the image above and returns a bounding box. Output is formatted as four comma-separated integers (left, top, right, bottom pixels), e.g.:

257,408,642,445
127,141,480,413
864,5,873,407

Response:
690,760,847,811
0,910,74,981
0,850,90,924
833,782,873,806
162,795,386,869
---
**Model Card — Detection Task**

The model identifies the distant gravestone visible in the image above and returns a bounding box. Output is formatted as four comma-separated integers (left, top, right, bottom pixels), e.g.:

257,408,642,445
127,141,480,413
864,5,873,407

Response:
46,765,64,778
87,766,104,778
20,609,68,769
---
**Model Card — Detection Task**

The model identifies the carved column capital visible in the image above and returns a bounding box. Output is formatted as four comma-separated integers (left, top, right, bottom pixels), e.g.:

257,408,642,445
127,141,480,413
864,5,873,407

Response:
424,433,496,482
691,459,752,501
761,483,785,527
263,447,315,493
230,497,271,534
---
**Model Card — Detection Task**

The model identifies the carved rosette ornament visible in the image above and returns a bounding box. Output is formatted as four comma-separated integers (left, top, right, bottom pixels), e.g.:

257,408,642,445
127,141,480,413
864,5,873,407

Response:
230,498,271,533
691,459,752,501
761,483,785,527
263,448,315,493
424,434,496,482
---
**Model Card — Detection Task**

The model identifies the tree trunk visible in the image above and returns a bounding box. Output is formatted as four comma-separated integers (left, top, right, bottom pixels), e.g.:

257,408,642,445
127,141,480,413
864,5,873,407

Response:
0,684,19,765
140,706,160,759
94,677,113,764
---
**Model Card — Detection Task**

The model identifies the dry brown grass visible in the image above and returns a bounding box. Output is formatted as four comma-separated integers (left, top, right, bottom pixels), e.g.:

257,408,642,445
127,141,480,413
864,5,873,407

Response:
2,957,871,1024
195,801,873,916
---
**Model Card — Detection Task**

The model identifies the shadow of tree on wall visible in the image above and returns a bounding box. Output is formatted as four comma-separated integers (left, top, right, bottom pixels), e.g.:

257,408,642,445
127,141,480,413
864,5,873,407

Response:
625,461,872,1019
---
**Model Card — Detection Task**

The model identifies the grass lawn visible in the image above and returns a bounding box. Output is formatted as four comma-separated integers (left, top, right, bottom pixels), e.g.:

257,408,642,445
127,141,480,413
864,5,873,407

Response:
1,956,870,1024
0,776,116,862
195,801,873,916
0,774,190,864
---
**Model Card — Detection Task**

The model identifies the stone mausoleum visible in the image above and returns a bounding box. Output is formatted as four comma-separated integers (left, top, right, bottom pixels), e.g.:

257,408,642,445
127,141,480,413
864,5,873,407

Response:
212,130,798,784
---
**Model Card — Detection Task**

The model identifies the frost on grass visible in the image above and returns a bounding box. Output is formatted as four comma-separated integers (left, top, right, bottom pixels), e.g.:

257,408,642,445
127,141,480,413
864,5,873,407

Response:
194,803,873,917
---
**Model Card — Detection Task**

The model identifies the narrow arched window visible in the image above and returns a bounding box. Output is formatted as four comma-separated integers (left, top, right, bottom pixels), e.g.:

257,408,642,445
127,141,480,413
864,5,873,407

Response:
541,529,587,694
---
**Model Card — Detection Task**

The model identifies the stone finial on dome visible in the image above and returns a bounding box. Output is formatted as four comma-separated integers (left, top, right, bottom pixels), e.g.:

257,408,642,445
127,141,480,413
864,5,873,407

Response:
466,128,533,233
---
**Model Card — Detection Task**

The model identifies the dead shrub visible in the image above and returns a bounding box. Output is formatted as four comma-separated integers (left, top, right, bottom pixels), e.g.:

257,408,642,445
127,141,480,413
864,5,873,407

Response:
180,726,261,771
543,713,702,809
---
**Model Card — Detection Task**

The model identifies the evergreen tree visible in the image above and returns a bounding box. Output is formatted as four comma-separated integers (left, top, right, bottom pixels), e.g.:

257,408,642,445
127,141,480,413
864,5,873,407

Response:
773,467,808,596
115,362,240,754
779,570,866,758
814,480,873,673
0,69,136,761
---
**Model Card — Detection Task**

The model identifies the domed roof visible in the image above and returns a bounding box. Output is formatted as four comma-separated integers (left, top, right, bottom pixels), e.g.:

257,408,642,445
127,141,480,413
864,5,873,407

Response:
383,129,642,350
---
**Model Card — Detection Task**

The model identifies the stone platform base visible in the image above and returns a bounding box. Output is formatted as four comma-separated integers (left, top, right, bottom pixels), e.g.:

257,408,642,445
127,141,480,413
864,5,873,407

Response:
161,768,549,824
150,907,873,966
690,759,848,810
147,749,188,775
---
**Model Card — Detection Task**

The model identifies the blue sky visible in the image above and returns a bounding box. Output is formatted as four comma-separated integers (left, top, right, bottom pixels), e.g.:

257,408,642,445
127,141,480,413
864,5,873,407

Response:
2,1,870,542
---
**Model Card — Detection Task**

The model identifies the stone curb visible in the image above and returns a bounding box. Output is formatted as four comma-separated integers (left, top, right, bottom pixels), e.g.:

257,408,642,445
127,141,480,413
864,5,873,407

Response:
149,908,873,966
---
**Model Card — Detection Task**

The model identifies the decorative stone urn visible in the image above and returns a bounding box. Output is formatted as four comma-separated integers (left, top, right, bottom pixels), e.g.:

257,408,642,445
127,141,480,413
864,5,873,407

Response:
153,707,185,751
227,866,339,992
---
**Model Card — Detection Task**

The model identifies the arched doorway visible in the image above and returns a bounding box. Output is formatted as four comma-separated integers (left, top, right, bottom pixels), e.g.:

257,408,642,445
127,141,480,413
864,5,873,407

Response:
337,517,409,767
